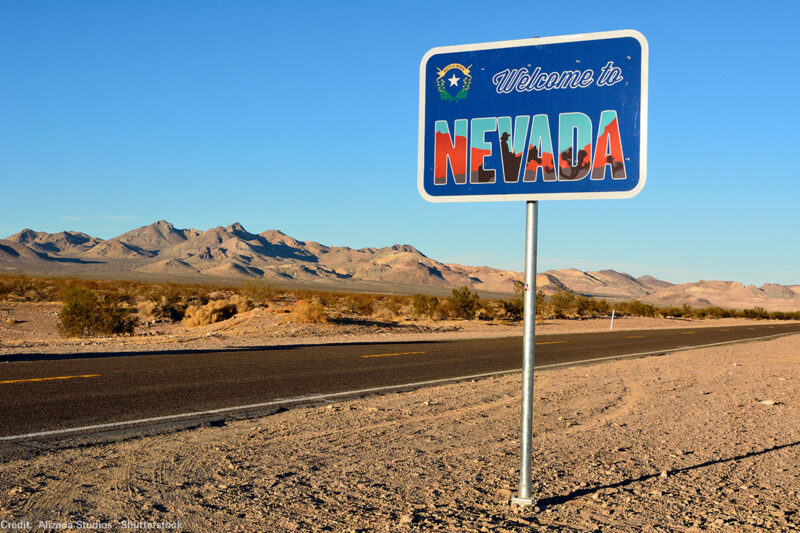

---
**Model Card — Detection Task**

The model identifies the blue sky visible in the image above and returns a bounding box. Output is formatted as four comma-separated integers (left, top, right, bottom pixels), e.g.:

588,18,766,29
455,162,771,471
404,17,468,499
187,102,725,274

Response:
1,0,798,286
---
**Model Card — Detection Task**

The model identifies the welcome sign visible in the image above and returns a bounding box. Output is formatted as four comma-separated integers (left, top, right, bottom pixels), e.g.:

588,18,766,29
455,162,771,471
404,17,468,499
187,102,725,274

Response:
418,30,648,202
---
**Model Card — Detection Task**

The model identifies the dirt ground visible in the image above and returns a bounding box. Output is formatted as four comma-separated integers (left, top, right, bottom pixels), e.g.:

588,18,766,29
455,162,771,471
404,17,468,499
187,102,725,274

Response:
0,332,798,531
0,301,796,356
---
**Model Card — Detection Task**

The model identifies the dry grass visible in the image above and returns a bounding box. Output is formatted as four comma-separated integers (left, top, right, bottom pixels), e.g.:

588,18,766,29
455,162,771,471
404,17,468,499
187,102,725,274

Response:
182,301,238,327
181,295,254,327
289,299,329,324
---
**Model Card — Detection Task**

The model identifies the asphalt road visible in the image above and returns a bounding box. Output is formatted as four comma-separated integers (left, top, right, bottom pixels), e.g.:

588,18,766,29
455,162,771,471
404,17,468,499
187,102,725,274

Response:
1,323,798,441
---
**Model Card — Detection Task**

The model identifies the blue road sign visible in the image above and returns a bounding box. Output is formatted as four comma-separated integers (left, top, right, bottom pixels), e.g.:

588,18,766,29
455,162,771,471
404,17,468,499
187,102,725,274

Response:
418,30,648,202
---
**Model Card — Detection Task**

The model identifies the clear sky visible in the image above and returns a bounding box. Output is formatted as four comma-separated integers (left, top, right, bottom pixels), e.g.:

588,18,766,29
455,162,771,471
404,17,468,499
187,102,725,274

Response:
1,0,798,286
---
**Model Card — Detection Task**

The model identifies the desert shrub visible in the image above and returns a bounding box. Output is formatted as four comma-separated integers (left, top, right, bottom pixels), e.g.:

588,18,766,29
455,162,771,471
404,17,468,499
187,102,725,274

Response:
500,282,524,320
742,306,769,320
229,294,254,313
769,310,800,320
574,295,593,316
591,298,611,315
343,294,375,316
550,288,576,318
58,287,137,337
379,296,405,316
137,300,160,320
182,300,238,327
136,293,191,321
616,300,656,317
412,293,439,318
476,300,500,320
448,286,479,319
371,306,397,322
289,299,329,324
657,305,685,318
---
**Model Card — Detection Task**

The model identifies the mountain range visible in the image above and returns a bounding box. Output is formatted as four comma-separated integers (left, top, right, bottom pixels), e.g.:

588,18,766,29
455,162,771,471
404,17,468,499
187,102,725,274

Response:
1,220,799,311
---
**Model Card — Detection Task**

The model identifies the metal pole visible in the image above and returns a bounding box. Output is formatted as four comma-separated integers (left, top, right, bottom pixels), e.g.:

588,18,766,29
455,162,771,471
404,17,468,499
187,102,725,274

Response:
512,200,538,506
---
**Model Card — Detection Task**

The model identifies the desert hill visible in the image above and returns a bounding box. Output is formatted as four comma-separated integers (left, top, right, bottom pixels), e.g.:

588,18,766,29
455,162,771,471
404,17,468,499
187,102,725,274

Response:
1,221,799,310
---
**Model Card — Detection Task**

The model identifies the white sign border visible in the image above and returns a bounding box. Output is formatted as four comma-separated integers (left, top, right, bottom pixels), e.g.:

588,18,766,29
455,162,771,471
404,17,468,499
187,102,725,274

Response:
417,29,648,203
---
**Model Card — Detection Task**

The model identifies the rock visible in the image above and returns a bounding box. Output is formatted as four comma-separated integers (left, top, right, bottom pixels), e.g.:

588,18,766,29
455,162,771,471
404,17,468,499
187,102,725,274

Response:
660,470,669,479
495,488,512,500
758,399,780,405
399,514,414,524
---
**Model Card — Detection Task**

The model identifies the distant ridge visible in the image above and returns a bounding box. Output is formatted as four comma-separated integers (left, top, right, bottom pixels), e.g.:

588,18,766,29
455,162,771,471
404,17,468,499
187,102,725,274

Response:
1,221,799,310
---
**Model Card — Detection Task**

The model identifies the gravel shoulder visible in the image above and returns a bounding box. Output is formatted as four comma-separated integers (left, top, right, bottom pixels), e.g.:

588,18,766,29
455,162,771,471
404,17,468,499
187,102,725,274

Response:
0,333,798,531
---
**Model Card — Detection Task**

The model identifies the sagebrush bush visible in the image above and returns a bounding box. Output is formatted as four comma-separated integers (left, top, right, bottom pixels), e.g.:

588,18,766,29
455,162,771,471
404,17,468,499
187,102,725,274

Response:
344,294,375,315
549,288,576,318
137,300,160,320
182,300,238,327
58,287,137,337
371,306,396,322
500,282,524,320
289,299,329,324
412,293,439,318
447,286,479,319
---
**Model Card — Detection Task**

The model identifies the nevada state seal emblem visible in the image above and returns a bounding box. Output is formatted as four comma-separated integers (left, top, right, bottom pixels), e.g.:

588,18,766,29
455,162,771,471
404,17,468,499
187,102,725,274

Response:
436,63,472,102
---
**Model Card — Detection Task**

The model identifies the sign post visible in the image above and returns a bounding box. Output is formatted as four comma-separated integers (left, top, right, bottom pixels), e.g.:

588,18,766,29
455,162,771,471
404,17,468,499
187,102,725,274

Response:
514,199,538,505
418,30,648,506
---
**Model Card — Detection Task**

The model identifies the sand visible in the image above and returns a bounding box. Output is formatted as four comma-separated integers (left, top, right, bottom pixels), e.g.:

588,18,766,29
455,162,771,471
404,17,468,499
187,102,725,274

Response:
0,332,798,531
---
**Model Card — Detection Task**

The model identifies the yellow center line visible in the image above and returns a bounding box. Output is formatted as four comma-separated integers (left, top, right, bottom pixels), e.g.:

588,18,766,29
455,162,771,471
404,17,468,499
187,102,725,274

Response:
361,351,426,359
681,332,696,335
720,329,730,331
536,341,567,345
0,374,100,385
625,335,645,339
747,328,755,330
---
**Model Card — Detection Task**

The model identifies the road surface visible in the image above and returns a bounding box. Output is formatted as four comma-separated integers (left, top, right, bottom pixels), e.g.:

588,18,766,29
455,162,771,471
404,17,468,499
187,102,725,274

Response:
1,323,798,442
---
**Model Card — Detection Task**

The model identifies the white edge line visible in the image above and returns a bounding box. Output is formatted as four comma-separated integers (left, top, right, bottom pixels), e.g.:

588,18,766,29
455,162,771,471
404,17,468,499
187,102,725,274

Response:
1,331,794,442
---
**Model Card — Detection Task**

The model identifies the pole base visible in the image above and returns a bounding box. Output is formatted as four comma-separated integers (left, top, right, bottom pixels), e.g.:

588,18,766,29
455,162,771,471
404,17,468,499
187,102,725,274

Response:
510,496,536,506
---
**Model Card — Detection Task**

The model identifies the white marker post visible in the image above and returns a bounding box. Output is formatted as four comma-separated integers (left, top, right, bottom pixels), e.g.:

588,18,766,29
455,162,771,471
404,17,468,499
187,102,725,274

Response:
511,201,538,505
610,309,616,330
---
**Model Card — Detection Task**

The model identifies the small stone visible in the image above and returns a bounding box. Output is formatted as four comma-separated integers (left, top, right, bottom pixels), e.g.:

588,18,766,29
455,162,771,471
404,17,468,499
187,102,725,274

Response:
496,488,512,500
759,399,779,405
399,514,414,524
660,470,669,478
